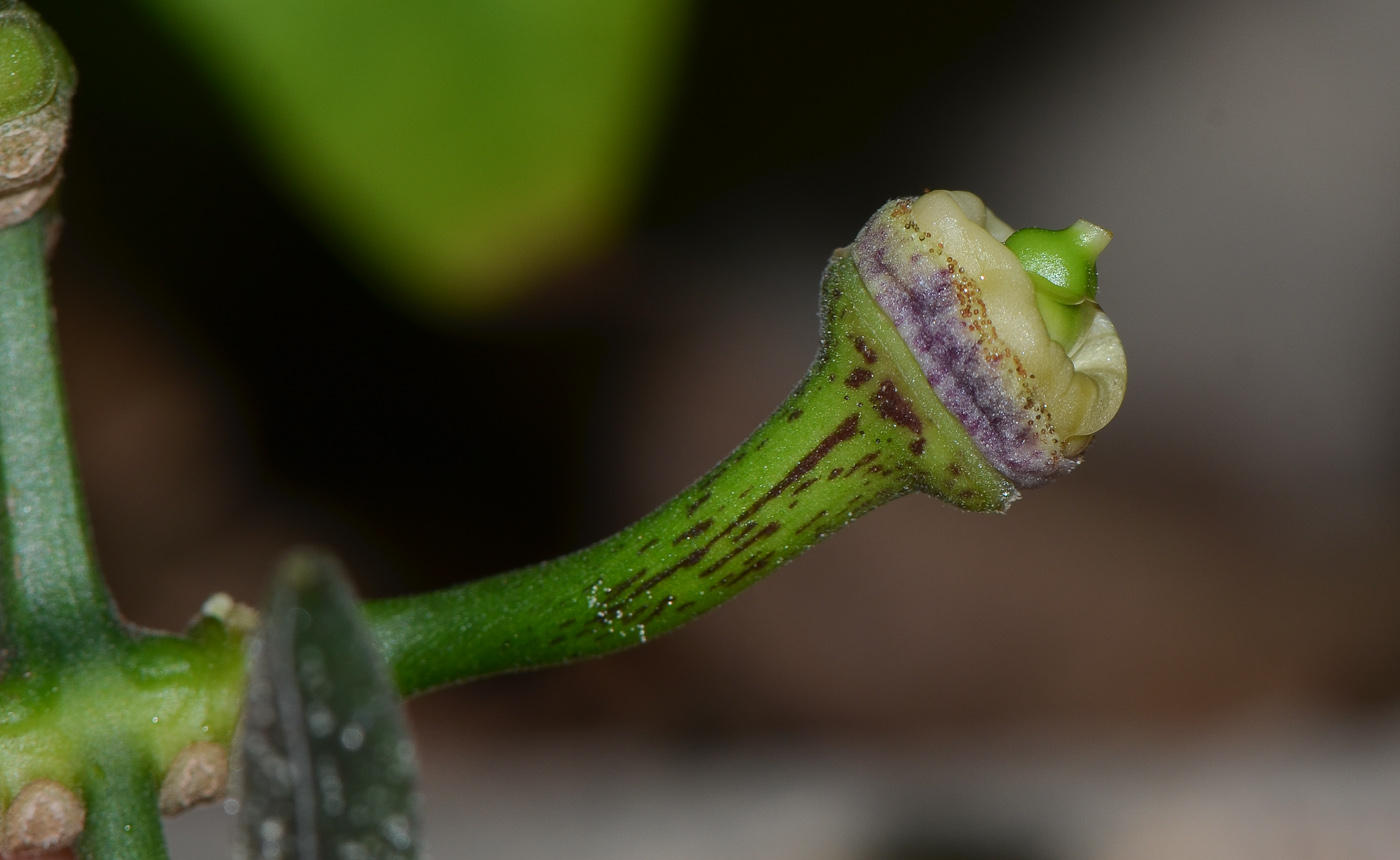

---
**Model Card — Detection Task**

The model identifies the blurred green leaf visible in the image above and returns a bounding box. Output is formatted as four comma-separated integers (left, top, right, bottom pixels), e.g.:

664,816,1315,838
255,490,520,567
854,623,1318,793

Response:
238,549,421,860
133,0,688,314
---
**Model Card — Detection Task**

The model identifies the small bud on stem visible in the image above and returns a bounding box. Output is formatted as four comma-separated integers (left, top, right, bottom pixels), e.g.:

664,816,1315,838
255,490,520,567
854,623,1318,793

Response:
0,2,72,229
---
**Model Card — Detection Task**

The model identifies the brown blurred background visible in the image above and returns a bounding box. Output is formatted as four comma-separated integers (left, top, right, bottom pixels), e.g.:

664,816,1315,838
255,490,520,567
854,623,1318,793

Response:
27,0,1400,855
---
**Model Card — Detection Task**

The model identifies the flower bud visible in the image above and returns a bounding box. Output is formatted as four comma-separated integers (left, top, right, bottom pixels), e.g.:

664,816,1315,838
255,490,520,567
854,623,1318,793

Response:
853,190,1126,487
0,1,73,229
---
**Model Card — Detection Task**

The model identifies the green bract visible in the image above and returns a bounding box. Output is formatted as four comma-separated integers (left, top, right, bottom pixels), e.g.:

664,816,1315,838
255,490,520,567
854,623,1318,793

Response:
237,552,421,860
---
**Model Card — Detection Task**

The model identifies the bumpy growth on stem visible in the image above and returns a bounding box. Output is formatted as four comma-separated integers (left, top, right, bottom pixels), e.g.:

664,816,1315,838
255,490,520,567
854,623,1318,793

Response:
367,189,1127,692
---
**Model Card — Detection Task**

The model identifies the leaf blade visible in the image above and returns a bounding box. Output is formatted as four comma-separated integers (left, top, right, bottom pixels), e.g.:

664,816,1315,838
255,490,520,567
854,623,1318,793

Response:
236,549,421,860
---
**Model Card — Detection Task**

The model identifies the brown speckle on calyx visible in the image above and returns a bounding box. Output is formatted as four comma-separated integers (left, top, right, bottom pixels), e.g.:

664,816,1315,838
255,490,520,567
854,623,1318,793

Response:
3,779,84,855
869,379,923,435
158,741,229,815
844,367,873,389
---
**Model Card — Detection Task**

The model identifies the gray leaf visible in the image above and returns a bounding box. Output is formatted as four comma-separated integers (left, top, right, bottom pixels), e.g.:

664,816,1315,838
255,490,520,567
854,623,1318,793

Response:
235,549,421,860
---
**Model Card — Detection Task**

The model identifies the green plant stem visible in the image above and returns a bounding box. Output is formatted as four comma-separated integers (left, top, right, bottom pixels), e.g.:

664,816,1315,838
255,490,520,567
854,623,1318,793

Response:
77,745,168,860
0,612,245,840
0,231,1009,857
0,214,246,860
367,252,1014,695
0,212,124,667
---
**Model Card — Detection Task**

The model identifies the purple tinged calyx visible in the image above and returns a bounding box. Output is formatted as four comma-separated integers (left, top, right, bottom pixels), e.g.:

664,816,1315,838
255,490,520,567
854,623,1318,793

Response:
852,191,1127,488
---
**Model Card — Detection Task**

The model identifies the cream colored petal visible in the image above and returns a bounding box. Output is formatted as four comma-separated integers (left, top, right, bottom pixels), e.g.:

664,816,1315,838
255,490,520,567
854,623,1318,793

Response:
909,191,1026,276
907,190,1126,449
1062,305,1127,439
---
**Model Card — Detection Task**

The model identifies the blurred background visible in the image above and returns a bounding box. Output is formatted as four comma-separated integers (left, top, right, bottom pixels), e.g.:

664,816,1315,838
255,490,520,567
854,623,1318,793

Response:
26,0,1400,856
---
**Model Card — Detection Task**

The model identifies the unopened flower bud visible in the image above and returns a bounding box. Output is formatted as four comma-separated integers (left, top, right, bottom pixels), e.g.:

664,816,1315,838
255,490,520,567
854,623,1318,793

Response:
853,190,1126,487
0,1,73,229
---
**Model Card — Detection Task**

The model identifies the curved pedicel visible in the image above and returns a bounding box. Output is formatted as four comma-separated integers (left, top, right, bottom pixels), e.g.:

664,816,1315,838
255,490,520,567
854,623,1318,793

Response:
853,191,1126,488
366,191,1127,691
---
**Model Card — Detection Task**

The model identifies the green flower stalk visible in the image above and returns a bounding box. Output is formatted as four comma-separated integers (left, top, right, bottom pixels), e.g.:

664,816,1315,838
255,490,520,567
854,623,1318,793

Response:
366,189,1128,692
0,211,250,859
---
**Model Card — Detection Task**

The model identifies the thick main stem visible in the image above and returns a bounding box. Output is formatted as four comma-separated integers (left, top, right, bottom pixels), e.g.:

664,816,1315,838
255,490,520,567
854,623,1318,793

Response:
367,254,1014,695
0,214,123,667
77,745,167,860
